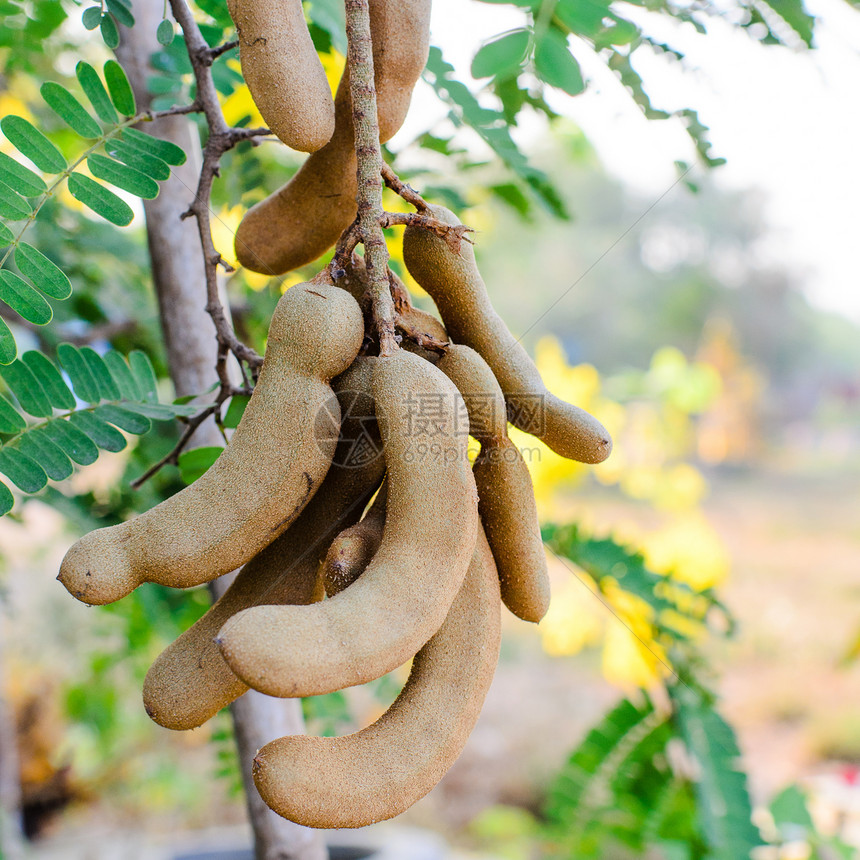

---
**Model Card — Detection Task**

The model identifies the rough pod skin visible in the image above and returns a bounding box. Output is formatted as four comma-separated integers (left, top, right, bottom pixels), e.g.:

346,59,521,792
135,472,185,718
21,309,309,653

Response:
322,481,387,598
234,0,431,275
227,0,335,152
252,526,501,828
142,360,385,731
403,204,612,465
217,350,479,697
57,282,364,606
438,344,550,623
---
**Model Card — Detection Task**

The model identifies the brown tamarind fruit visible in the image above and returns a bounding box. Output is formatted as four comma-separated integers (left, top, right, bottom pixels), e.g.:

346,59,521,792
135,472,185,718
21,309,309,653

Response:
252,526,501,829
402,204,612,465
227,0,335,152
234,0,432,275
57,282,364,606
322,481,387,597
142,359,385,731
216,350,478,698
437,345,550,623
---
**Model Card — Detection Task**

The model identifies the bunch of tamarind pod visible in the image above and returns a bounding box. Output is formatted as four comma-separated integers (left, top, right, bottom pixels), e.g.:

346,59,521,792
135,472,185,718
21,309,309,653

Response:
56,0,612,830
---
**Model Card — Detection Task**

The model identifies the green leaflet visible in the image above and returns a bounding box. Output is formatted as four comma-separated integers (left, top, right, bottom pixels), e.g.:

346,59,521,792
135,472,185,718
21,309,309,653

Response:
0,447,47,493
93,404,151,435
79,346,121,401
0,395,26,433
57,342,100,403
43,418,99,466
0,270,53,325
0,152,47,197
21,350,75,410
122,128,186,166
178,446,224,484
471,30,531,80
69,411,126,452
76,62,118,124
534,28,585,95
0,358,53,417
105,138,170,181
128,350,158,401
0,480,12,515
17,430,73,481
15,243,72,300
102,350,142,401
67,173,134,227
0,115,67,174
87,153,159,200
0,178,33,220
104,60,136,116
0,318,15,365
40,82,102,139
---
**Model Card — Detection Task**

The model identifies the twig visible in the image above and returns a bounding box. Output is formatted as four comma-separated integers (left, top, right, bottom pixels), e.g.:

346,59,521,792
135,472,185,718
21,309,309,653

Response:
394,312,448,353
168,0,267,378
381,163,429,211
208,39,240,61
379,211,473,251
344,0,398,356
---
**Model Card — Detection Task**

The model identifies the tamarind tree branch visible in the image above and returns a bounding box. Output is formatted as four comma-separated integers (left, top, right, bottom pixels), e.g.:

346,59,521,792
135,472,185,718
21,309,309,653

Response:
343,0,398,356
168,0,268,375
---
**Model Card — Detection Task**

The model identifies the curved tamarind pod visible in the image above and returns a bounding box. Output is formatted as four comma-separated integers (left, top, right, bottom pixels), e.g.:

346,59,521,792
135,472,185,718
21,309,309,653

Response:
402,205,612,465
253,526,501,829
322,481,387,597
437,345,550,623
227,0,334,152
142,360,385,731
217,350,478,698
58,283,364,606
234,0,432,275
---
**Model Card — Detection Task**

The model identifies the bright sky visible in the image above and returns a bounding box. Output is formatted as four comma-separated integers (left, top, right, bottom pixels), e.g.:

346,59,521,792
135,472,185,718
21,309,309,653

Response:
399,0,860,323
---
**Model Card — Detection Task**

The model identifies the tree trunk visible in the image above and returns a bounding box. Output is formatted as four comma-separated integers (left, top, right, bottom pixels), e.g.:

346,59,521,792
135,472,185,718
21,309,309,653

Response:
0,609,25,860
117,10,326,859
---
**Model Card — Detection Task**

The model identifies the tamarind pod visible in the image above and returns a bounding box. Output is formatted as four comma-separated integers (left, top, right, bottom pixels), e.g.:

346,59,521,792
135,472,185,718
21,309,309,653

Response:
402,205,612,465
252,526,501,829
437,345,550,623
217,350,479,698
227,0,334,152
322,481,387,597
234,0,432,275
57,283,364,606
142,360,385,731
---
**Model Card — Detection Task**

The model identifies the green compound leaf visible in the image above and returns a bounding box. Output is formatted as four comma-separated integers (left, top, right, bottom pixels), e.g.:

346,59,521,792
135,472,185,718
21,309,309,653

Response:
105,138,170,181
94,403,151,435
0,358,53,417
156,18,174,46
0,223,14,245
0,395,25,433
69,411,126,452
43,418,99,465
129,349,158,401
67,173,134,227
21,351,75,410
82,5,102,29
535,28,585,95
79,346,121,401
15,243,72,300
0,447,47,493
17,430,73,481
0,115,67,174
0,480,12,515
57,342,100,403
471,29,531,80
87,153,159,200
0,270,53,326
178,445,224,484
76,61,118,124
40,82,102,139
0,179,32,220
0,152,48,197
103,350,141,401
122,127,186,166
100,13,120,49
0,318,15,365
104,60,136,116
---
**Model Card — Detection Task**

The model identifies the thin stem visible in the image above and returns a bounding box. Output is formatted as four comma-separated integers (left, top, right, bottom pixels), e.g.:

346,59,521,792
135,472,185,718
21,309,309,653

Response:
344,0,397,356
381,163,429,211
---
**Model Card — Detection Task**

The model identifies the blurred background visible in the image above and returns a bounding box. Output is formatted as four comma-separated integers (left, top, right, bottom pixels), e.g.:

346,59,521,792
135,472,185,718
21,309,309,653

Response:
1,0,859,857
